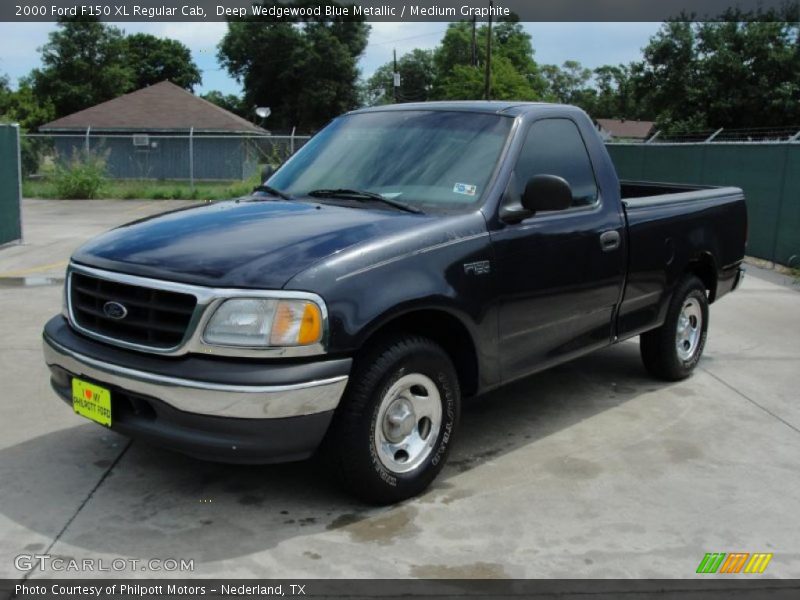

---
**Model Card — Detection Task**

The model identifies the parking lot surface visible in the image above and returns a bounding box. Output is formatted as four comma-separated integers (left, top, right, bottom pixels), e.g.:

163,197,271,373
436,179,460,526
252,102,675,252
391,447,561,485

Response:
1,199,798,579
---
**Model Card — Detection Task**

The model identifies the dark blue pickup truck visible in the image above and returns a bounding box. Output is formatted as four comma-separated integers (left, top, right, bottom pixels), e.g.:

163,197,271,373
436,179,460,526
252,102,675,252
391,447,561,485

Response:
43,102,747,503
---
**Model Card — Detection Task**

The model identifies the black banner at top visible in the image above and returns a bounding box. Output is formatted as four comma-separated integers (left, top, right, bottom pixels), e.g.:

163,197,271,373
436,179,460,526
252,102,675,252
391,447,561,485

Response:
3,0,799,22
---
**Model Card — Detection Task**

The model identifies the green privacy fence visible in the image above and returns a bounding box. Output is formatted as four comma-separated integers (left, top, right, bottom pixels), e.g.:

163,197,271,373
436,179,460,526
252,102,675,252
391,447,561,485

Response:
607,143,800,266
0,124,22,246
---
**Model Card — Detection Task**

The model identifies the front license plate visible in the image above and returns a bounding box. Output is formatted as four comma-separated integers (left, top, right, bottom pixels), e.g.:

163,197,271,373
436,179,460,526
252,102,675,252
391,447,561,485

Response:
72,378,112,427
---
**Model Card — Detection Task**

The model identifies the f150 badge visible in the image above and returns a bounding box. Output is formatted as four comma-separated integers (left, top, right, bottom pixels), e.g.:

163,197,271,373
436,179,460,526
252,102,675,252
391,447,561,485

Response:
463,260,491,275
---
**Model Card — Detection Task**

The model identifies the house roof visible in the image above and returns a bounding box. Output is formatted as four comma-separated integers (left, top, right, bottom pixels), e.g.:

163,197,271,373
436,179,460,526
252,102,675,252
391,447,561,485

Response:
595,118,655,140
40,81,266,134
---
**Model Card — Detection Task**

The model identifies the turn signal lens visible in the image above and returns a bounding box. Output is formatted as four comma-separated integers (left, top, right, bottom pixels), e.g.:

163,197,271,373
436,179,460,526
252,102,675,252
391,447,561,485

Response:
269,300,323,346
298,302,323,345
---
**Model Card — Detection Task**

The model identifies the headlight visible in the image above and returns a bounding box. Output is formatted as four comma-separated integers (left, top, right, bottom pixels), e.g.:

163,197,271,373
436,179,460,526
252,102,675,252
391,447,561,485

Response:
203,298,323,347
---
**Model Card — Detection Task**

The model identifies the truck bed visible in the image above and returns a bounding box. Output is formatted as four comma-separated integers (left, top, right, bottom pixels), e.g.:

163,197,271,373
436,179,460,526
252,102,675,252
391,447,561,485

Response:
616,180,747,340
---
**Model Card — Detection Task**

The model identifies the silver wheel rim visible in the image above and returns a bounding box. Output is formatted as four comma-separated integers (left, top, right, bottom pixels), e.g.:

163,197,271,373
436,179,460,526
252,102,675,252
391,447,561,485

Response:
374,373,442,474
676,297,703,361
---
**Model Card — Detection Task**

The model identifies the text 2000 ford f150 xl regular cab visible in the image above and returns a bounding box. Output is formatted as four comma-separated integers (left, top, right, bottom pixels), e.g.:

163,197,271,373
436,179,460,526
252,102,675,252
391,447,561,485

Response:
43,102,747,503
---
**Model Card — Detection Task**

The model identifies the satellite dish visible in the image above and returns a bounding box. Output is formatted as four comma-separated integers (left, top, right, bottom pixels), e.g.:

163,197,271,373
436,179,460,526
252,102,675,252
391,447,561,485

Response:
255,107,271,119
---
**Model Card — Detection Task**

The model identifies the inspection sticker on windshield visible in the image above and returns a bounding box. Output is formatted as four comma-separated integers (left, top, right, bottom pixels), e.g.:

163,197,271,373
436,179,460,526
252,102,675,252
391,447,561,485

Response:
453,183,477,196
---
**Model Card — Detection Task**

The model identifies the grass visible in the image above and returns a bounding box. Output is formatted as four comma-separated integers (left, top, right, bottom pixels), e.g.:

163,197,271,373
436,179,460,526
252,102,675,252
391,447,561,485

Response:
23,175,261,201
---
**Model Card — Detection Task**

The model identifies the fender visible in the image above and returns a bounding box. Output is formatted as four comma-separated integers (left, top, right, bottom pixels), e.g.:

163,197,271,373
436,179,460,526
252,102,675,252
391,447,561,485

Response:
286,212,501,390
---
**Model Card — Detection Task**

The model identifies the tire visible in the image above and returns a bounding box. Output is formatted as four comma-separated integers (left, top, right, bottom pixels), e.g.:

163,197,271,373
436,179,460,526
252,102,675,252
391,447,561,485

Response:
324,334,460,504
640,275,709,381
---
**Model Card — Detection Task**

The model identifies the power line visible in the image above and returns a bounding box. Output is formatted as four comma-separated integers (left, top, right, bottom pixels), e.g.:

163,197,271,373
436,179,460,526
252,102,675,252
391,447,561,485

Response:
367,28,449,47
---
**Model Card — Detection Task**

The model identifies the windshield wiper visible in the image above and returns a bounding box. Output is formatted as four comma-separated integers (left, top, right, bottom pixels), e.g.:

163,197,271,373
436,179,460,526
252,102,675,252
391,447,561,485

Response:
307,188,422,214
252,184,293,201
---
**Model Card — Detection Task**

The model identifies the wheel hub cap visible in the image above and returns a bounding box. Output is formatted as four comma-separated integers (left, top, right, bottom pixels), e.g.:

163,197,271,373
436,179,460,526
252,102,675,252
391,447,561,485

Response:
374,373,443,474
676,297,702,361
383,398,416,442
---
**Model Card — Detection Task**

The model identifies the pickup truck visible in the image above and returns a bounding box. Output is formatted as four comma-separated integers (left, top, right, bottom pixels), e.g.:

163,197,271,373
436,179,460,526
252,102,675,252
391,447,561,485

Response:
43,102,747,504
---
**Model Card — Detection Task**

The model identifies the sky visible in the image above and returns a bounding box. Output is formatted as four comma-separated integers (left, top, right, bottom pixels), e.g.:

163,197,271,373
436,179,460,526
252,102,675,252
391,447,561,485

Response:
0,22,662,95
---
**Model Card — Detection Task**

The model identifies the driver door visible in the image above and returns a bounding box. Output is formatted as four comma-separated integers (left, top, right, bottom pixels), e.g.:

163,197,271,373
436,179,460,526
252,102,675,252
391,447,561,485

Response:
490,118,626,382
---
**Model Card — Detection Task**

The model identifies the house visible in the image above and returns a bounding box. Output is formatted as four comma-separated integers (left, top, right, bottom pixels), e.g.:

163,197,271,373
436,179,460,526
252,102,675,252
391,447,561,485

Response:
595,118,656,142
39,81,267,180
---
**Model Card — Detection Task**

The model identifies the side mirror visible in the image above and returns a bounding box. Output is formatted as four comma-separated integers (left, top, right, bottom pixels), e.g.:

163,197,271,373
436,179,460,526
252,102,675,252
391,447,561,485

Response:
521,175,573,213
261,164,275,181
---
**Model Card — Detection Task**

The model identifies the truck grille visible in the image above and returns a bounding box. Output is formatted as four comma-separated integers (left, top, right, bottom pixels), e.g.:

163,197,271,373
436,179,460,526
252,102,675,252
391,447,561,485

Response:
69,272,197,349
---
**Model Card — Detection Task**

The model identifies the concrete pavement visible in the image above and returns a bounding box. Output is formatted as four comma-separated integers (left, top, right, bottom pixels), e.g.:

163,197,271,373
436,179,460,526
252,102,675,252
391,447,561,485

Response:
0,199,195,280
1,199,798,579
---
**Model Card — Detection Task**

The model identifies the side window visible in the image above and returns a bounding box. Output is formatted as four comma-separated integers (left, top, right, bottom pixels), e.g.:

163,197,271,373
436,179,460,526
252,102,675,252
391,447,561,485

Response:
513,119,599,208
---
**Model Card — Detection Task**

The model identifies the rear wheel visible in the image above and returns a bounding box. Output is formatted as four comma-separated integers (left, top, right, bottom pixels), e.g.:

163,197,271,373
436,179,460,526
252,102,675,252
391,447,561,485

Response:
325,334,460,504
640,275,709,381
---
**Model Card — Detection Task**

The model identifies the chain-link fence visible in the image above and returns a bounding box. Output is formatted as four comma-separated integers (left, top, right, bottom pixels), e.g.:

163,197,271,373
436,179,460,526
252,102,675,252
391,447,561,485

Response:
21,132,312,184
611,126,800,145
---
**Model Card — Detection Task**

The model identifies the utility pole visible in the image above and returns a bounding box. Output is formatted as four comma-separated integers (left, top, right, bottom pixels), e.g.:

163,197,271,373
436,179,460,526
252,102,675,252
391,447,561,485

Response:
393,48,400,103
471,15,477,66
483,1,493,100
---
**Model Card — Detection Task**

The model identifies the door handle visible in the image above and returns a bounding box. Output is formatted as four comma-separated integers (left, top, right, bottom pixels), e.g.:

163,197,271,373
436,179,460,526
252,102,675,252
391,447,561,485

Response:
599,230,621,252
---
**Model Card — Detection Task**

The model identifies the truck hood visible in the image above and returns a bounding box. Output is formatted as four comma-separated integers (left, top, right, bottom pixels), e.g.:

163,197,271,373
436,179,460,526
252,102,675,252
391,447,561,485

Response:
72,198,435,288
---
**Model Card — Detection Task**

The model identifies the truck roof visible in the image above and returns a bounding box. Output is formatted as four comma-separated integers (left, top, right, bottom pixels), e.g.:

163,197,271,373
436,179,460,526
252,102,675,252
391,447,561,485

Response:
350,101,578,117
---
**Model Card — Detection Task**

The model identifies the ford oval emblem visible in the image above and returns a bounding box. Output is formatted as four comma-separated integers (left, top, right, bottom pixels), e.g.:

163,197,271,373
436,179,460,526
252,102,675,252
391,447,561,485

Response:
103,301,128,320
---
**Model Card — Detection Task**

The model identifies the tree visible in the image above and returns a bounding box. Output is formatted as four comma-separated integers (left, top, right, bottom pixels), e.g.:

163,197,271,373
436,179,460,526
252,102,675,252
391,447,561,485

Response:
0,75,12,123
628,21,701,131
541,61,593,105
592,65,634,118
0,75,56,174
362,19,550,105
693,20,800,129
432,20,547,100
202,91,247,118
29,17,134,119
492,20,547,94
628,17,800,132
28,18,204,121
124,33,201,91
0,80,55,130
436,55,539,101
365,49,435,105
218,1,369,131
434,21,475,76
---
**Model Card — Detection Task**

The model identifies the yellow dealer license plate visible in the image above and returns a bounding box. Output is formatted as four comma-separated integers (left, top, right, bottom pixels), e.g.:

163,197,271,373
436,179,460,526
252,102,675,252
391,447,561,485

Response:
72,378,112,427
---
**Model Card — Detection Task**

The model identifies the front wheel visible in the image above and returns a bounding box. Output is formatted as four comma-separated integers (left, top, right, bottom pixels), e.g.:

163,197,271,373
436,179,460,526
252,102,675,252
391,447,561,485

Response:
640,275,709,381
325,335,460,504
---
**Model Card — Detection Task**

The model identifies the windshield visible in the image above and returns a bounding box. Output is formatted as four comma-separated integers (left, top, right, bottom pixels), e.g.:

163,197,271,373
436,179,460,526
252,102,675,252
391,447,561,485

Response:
268,110,513,212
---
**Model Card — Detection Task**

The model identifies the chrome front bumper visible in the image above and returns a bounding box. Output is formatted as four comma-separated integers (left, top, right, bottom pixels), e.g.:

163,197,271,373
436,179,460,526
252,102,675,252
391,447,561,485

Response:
43,335,348,420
